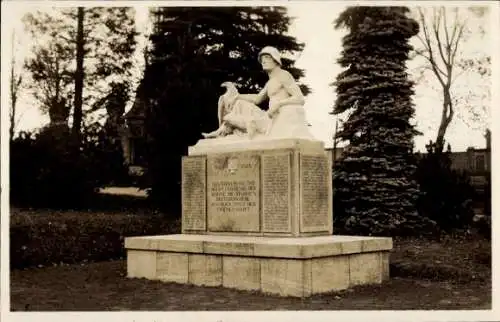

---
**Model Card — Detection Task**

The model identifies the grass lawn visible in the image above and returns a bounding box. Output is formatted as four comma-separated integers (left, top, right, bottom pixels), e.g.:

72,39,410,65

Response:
10,234,491,311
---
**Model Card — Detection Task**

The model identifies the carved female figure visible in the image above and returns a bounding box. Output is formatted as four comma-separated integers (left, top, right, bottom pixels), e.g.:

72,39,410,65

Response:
202,46,313,140
236,46,313,139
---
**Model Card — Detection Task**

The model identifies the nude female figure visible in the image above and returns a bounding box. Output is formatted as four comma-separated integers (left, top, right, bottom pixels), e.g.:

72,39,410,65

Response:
201,46,313,140
234,46,313,139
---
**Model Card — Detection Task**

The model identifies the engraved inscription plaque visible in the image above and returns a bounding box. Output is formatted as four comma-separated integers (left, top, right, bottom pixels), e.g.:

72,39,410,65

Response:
182,156,207,231
300,154,330,232
207,153,260,232
262,152,291,232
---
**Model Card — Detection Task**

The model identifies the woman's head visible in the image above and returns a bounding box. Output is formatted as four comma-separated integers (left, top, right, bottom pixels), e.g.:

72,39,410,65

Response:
258,46,281,71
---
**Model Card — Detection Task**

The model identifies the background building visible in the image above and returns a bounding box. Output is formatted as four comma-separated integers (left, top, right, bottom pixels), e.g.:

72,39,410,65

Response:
325,129,491,191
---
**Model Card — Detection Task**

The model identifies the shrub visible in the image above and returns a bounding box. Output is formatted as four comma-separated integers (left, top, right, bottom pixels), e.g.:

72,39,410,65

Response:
81,122,132,187
10,123,131,209
10,207,181,269
483,173,491,216
10,127,98,208
416,142,476,232
472,215,491,240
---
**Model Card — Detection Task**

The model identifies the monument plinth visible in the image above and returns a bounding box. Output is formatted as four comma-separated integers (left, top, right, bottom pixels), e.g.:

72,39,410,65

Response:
124,46,392,297
125,138,392,297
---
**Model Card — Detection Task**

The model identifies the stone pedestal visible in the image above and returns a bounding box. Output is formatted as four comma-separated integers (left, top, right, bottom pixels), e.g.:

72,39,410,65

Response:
125,235,392,297
182,138,332,237
125,138,393,297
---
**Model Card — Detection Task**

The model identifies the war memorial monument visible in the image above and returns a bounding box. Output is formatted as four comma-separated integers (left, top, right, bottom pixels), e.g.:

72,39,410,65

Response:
125,46,392,297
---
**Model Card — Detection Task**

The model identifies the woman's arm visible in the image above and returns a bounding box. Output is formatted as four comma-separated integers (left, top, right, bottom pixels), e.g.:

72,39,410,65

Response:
235,84,268,105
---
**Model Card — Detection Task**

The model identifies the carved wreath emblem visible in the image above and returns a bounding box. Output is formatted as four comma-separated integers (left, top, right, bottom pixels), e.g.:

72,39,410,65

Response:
213,157,228,171
212,155,257,173
213,156,238,174
227,158,238,173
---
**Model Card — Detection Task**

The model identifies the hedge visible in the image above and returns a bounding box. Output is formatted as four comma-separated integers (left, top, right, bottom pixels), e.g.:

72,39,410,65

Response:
10,207,181,269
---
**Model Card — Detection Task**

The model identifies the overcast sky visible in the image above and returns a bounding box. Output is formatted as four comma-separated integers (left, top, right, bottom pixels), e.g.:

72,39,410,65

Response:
2,1,495,152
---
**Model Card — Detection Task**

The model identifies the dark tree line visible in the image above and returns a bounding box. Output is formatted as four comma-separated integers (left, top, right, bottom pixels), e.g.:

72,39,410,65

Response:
11,7,138,207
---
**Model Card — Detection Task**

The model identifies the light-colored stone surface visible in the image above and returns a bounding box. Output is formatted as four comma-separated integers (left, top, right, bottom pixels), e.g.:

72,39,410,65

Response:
125,234,393,259
302,260,313,297
183,139,334,237
380,251,390,282
126,235,392,297
299,154,330,233
253,235,390,259
125,236,160,250
362,237,393,253
302,240,343,257
253,242,303,258
339,239,364,254
181,156,207,232
99,187,147,198
291,150,300,236
223,256,261,291
189,138,325,155
327,155,333,235
207,153,260,232
266,236,337,258
127,250,157,279
261,258,305,297
156,236,204,253
126,234,204,253
349,252,382,286
261,151,292,233
311,256,350,293
203,240,255,256
156,252,189,283
188,254,222,287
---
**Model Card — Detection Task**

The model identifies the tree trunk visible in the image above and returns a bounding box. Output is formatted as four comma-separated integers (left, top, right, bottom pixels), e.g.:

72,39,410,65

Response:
332,117,339,168
435,90,454,153
10,63,16,139
10,31,17,140
72,7,85,142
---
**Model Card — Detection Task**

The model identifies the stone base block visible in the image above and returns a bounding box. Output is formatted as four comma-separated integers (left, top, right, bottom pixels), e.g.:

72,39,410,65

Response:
125,234,392,297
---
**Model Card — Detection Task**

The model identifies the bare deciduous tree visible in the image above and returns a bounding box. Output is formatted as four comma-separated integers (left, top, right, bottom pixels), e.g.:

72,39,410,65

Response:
73,7,85,142
10,31,23,139
24,42,74,126
413,7,490,152
22,7,138,138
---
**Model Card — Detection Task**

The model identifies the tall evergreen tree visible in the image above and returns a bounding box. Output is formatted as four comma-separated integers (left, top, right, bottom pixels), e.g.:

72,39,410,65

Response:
137,7,308,213
331,6,436,236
